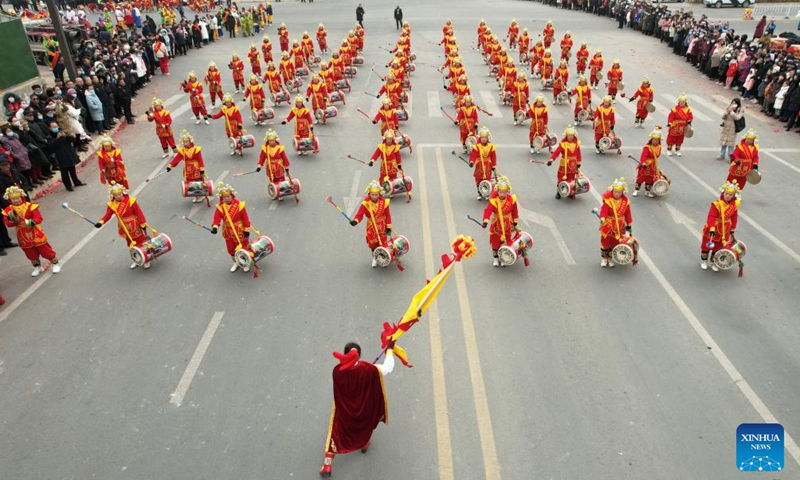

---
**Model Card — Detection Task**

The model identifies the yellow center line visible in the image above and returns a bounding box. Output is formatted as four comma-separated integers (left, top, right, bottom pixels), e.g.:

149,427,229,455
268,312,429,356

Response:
417,148,455,480
434,147,502,480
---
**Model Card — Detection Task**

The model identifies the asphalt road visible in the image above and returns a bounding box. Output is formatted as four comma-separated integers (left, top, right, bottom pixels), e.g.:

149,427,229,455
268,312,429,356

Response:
1,1,800,479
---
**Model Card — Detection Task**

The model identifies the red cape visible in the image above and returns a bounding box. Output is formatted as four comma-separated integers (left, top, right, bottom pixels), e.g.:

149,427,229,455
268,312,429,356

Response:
325,361,388,454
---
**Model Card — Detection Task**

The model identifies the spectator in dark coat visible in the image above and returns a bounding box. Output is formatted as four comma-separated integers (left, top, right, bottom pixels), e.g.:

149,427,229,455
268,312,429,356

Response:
46,122,85,192
394,6,403,30
114,76,135,124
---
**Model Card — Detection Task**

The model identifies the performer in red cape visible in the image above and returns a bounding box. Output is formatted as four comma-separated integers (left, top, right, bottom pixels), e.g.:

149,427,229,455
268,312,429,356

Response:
666,93,693,157
629,77,654,128
166,130,207,204
2,185,62,277
146,97,179,159
97,136,129,189
95,183,152,270
320,341,395,477
481,176,519,267
350,180,393,268
211,183,253,273
727,129,759,189
634,127,663,197
548,125,582,199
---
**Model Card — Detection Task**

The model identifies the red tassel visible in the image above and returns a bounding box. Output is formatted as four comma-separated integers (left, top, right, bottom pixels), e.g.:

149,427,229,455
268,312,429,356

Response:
523,256,530,267
396,260,405,271
252,261,259,279
738,265,744,278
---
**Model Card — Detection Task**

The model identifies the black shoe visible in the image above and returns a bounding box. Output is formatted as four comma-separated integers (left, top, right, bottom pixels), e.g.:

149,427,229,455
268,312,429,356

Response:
555,192,562,199
74,182,87,187
5,241,17,248
65,187,74,192
0,249,7,256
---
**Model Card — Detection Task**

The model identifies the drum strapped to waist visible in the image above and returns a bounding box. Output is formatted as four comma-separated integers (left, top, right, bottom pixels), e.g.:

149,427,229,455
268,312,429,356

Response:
130,233,173,266
294,136,319,152
514,109,527,125
182,179,213,197
532,133,558,151
373,235,411,268
540,77,553,90
289,78,304,90
557,90,569,104
234,235,275,268
683,124,694,138
465,135,477,150
396,108,409,122
577,108,591,123
343,66,358,78
401,78,411,89
381,175,413,197
645,101,656,113
477,178,495,200
251,108,275,122
315,106,339,121
611,236,639,266
229,134,256,151
406,63,416,73
328,90,346,104
489,64,499,76
651,173,671,197
395,133,412,151
746,169,761,185
335,78,351,92
557,174,591,198
352,55,365,66
712,239,747,271
598,135,623,154
268,178,300,200
272,91,289,104
409,52,417,62
498,231,534,266
616,81,625,91
499,91,513,103
295,66,310,77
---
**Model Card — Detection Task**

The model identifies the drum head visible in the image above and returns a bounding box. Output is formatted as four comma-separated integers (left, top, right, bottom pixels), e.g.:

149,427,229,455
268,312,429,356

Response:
130,247,145,267
497,245,518,266
611,243,634,266
532,136,544,150
617,81,625,91
557,181,572,197
557,91,569,103
381,180,393,198
577,109,589,122
234,249,253,268
746,169,761,185
228,137,237,150
514,110,526,124
712,249,737,270
373,246,392,268
652,179,670,197
598,137,611,152
267,182,279,200
465,136,477,150
684,125,694,138
540,78,547,89
251,109,259,122
646,102,656,113
547,133,559,146
478,180,492,199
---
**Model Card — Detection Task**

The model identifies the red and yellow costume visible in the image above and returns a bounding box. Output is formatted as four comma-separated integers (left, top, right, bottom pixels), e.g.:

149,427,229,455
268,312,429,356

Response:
700,182,740,266
373,101,399,135
549,127,582,187
305,76,329,113
290,41,305,69
352,183,393,250
477,21,488,47
599,179,633,260
244,76,266,112
455,97,479,147
507,20,519,49
97,139,129,189
278,23,290,52
575,43,589,75
181,73,208,120
530,42,545,74
301,33,315,61
211,97,244,138
212,185,252,256
98,190,148,248
727,131,759,189
482,177,519,252
606,61,623,98
263,63,285,95
369,132,403,182
592,98,616,143
283,98,314,140
666,95,693,152
630,79,654,125
635,128,664,195
511,74,529,116
261,37,274,65
2,187,59,270
316,24,328,52
229,54,246,92
526,97,550,145
257,130,290,183
469,128,497,186
542,21,555,48
518,30,531,58
205,62,223,107
448,75,471,108
537,50,554,80
169,131,206,182
571,78,592,119
560,31,573,61
377,76,404,109
146,98,177,154
588,51,603,87
553,61,569,101
247,46,262,76
279,53,296,85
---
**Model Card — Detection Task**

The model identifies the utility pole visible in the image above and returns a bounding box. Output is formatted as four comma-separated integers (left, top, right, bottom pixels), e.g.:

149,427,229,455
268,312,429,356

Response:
43,0,78,81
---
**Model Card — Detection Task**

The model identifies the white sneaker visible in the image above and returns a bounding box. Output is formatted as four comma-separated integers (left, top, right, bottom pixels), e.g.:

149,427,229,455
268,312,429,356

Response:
130,262,139,269
204,119,210,125
31,266,42,277
230,150,236,156
676,151,682,157
371,257,378,268
666,150,672,157
711,264,719,272
600,258,608,267
52,263,61,273
161,152,169,158
607,261,615,268
243,263,251,273
192,197,201,203
632,190,638,197
701,261,708,270
645,191,654,198
143,262,151,269
513,121,518,126
492,258,500,267
230,263,239,272
530,147,535,154
195,118,202,125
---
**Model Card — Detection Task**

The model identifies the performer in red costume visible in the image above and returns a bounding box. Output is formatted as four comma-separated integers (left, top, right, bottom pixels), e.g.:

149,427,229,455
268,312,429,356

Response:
256,129,290,184
166,130,207,203
592,95,616,154
95,183,152,269
526,94,551,154
2,185,61,277
469,127,498,200
146,97,179,159
350,180,394,268
205,61,224,109
666,93,693,157
211,183,254,273
629,77,654,128
319,341,395,477
548,125,582,200
598,178,633,268
634,127,664,197
481,176,519,267
727,129,760,189
97,136,129,189
181,71,210,125
700,181,741,272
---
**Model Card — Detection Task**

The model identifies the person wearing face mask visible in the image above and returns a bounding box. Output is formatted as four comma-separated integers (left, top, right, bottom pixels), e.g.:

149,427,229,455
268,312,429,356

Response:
21,108,55,179
0,123,34,187
85,84,106,134
46,121,85,192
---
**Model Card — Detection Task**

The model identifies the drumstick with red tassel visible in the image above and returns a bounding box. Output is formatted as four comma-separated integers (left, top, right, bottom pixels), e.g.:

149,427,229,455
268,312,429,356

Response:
440,106,457,123
286,170,300,204
475,105,495,117
182,215,215,233
326,196,353,223
346,154,369,165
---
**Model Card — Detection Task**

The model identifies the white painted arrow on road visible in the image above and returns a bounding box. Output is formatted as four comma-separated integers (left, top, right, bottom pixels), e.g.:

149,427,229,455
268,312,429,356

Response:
519,207,576,265
664,202,701,241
